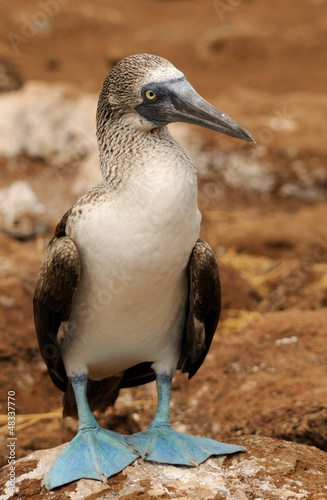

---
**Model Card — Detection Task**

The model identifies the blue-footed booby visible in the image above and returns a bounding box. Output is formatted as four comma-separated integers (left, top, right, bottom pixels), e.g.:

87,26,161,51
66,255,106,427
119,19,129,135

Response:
33,54,254,490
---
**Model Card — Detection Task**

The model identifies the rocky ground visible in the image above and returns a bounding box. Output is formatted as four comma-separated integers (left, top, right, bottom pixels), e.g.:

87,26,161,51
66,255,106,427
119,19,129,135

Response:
0,0,327,498
1,436,327,499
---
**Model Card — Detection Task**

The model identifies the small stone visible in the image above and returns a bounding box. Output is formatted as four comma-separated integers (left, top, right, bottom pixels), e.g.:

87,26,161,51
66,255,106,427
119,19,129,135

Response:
0,181,46,239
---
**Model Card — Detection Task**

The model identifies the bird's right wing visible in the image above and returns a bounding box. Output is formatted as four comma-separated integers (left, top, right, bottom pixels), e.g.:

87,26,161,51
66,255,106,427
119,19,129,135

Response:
33,234,81,391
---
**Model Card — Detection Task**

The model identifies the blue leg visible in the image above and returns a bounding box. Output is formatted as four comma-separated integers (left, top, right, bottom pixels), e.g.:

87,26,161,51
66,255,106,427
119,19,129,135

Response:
45,374,139,490
126,374,245,466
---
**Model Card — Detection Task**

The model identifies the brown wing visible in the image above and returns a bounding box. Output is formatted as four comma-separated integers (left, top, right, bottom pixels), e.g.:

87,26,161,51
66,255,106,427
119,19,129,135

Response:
179,239,221,379
33,216,81,392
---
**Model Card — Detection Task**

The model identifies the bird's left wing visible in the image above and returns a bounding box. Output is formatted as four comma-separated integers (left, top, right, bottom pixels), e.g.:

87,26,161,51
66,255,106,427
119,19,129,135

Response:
180,239,221,379
33,225,81,392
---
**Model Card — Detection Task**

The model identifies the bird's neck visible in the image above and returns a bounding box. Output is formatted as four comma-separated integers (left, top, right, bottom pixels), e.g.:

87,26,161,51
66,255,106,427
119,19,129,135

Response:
96,118,193,190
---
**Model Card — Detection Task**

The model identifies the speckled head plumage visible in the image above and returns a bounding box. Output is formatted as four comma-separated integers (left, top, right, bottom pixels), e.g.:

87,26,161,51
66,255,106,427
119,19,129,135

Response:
96,54,182,132
104,54,182,104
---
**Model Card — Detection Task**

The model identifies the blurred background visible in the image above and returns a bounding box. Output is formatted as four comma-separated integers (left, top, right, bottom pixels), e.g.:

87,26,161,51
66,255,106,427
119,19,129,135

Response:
0,0,327,472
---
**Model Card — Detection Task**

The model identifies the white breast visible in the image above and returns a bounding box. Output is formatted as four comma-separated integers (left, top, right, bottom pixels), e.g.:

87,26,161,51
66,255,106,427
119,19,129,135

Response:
62,129,201,378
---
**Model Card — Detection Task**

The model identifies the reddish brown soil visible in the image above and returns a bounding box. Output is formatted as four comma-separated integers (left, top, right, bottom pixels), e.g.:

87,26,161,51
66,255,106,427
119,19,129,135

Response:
0,0,327,473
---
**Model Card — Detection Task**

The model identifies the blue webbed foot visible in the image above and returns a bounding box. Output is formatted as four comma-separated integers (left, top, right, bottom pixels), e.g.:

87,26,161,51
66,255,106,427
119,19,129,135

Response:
45,374,139,490
126,424,244,466
126,373,245,467
46,426,138,490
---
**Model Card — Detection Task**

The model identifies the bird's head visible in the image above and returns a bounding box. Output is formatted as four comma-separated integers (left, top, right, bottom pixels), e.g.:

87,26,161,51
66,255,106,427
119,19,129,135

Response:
96,53,255,143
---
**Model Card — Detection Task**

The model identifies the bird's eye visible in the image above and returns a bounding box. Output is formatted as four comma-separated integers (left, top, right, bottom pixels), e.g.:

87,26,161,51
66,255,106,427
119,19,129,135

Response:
145,89,157,101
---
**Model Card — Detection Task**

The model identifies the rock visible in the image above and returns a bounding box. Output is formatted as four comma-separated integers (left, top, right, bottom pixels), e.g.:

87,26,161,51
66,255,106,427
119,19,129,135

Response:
170,124,276,195
0,82,97,164
247,401,327,451
0,181,46,239
0,436,326,499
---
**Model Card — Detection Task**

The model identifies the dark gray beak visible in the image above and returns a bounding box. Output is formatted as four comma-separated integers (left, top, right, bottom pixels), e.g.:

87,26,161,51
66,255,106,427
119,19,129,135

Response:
136,77,255,143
